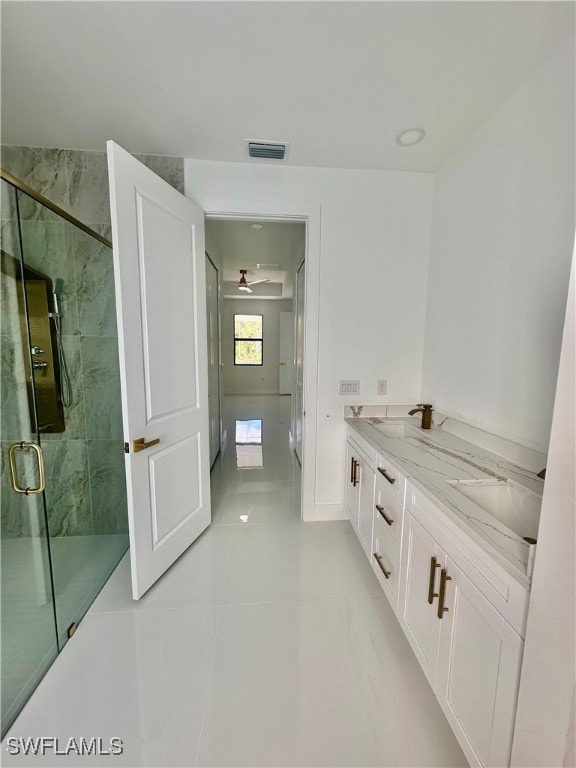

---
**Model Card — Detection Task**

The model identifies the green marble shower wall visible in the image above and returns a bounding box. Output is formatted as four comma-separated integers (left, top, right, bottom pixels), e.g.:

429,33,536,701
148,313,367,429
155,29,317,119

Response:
1,146,184,538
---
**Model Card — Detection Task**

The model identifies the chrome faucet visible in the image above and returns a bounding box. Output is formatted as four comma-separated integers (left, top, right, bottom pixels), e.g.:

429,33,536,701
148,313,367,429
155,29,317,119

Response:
408,403,433,429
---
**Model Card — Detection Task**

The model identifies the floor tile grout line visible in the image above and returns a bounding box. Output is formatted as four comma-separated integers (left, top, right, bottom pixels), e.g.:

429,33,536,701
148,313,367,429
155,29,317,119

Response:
194,604,222,768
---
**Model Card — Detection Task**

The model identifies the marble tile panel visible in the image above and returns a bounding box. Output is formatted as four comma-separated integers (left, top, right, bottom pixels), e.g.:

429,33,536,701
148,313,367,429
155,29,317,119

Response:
1,333,33,441
80,336,123,440
88,439,128,535
19,219,79,336
41,439,93,536
65,150,111,232
134,154,185,193
1,146,69,218
73,229,117,337
1,177,18,222
40,335,86,441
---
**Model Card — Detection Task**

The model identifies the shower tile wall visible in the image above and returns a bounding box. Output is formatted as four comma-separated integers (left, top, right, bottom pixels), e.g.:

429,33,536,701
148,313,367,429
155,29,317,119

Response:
1,146,185,538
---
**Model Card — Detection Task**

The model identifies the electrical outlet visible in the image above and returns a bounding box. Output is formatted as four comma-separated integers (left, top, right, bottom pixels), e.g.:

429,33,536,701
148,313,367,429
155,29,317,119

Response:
339,380,360,395
377,380,387,395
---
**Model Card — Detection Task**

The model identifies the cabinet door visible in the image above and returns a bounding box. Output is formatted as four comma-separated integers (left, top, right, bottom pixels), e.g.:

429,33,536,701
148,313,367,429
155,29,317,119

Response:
345,441,360,528
399,513,444,685
435,557,523,768
356,456,375,557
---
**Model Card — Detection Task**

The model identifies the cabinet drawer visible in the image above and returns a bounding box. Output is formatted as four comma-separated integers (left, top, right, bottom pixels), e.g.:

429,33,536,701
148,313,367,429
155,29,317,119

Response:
372,514,396,602
376,460,401,490
374,492,397,539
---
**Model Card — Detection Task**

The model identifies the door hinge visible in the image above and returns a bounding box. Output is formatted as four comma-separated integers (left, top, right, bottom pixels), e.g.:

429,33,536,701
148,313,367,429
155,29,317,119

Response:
124,442,130,454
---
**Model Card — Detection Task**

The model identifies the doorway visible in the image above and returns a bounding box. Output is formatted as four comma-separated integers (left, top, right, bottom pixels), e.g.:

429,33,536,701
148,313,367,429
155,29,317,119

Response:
204,217,306,519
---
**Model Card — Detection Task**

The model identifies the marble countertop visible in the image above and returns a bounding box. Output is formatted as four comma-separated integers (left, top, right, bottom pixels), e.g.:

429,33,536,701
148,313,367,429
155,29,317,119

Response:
345,416,544,586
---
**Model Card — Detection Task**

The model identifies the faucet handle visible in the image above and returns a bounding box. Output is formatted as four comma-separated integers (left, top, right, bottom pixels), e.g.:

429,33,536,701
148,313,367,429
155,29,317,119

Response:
417,403,433,410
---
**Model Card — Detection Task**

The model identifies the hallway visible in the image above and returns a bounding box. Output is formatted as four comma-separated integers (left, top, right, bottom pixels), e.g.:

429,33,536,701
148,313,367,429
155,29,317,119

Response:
3,396,467,767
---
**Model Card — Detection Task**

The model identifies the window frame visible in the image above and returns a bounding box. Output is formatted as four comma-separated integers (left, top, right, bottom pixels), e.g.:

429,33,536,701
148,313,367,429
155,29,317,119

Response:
233,313,264,366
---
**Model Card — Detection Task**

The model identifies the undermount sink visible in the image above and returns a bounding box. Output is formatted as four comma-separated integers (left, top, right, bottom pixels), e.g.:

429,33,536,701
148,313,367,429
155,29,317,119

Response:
448,480,541,540
371,422,415,438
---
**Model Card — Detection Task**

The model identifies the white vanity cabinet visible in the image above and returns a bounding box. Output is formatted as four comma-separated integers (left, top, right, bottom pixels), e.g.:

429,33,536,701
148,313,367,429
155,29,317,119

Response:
345,434,375,557
399,485,525,768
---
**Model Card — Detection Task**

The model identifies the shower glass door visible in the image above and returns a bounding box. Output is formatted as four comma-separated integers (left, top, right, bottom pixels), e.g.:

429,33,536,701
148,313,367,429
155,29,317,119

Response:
1,178,59,735
1,173,129,737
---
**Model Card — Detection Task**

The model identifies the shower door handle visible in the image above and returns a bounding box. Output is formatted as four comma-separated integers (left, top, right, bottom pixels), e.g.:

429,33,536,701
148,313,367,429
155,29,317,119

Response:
8,441,46,495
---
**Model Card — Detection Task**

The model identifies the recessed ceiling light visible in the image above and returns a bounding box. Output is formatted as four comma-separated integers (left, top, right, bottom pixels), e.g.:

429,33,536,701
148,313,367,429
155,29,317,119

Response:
250,223,264,230
396,128,426,147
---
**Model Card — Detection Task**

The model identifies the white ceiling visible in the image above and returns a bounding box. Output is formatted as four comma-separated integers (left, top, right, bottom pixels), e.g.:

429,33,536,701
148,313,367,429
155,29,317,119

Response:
1,1,573,173
207,219,305,300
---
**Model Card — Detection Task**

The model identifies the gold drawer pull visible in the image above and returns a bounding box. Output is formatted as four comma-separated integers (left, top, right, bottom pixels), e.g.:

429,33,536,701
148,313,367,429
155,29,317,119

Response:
428,556,440,604
132,437,160,453
373,553,391,579
377,467,396,484
375,504,393,526
437,568,452,619
8,441,46,495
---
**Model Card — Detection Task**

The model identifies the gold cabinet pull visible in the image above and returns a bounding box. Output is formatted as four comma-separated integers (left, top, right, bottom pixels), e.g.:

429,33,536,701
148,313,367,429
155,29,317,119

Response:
428,556,441,604
350,456,355,484
437,568,452,619
373,553,391,579
8,441,46,495
352,458,360,487
132,437,160,453
377,466,396,484
376,504,393,526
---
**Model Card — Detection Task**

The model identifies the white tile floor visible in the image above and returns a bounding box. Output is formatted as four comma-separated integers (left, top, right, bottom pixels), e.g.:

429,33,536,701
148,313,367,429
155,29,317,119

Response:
3,396,468,767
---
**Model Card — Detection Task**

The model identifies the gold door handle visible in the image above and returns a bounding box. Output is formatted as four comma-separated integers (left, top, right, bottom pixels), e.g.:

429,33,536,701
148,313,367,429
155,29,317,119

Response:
8,441,46,495
437,568,452,619
132,437,160,453
279,362,286,366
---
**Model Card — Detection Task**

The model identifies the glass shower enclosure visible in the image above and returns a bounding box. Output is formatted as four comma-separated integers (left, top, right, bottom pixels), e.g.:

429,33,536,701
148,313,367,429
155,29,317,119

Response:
1,172,129,737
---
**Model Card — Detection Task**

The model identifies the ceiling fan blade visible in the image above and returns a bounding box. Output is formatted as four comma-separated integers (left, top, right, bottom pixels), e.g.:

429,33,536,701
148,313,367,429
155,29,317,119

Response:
247,278,271,286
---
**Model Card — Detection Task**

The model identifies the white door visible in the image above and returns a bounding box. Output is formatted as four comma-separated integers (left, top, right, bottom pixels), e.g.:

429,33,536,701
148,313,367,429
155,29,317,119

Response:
293,260,305,463
278,311,294,395
107,141,211,599
205,253,221,467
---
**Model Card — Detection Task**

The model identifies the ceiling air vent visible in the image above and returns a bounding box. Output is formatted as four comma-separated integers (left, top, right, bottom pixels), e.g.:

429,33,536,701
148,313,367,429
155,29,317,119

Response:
248,141,288,160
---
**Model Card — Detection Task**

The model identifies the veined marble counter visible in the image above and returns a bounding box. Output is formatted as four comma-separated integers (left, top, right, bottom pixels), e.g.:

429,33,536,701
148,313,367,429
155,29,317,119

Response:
345,416,544,586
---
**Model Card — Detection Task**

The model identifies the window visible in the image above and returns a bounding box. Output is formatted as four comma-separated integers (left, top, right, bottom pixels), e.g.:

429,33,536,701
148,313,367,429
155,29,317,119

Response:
234,314,263,365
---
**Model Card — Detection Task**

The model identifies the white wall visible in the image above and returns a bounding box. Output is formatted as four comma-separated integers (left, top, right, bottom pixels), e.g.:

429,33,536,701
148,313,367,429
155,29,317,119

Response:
185,160,434,518
422,39,575,452
222,299,293,395
511,247,575,768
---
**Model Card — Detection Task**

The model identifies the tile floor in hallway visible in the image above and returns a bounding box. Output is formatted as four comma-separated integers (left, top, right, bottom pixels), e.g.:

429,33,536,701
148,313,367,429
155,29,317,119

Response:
3,396,468,767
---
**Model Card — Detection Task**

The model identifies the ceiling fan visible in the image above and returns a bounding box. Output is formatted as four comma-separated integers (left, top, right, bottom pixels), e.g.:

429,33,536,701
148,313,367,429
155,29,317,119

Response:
238,269,270,293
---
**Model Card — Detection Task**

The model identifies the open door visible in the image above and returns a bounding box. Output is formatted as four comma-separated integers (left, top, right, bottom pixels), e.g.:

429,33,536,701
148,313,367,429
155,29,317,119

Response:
107,141,211,599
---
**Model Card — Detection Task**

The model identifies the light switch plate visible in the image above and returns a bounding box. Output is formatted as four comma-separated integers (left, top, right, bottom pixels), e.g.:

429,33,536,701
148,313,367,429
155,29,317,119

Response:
377,380,388,395
339,380,360,395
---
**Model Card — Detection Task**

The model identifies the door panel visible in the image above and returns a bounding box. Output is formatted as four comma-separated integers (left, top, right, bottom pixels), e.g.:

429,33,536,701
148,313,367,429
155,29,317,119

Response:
279,311,294,395
205,254,221,467
293,260,305,463
107,141,210,599
400,513,443,683
436,557,523,768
